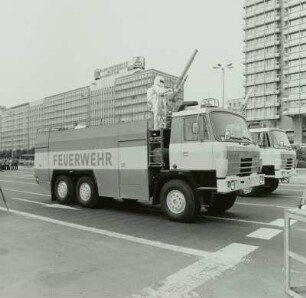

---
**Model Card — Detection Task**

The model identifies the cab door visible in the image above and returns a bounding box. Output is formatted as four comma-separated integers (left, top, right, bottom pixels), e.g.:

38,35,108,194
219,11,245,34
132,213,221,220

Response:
181,115,213,170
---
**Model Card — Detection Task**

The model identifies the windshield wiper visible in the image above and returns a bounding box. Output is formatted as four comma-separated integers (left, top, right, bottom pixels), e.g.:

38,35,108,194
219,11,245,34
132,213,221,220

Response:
241,136,255,144
228,136,243,142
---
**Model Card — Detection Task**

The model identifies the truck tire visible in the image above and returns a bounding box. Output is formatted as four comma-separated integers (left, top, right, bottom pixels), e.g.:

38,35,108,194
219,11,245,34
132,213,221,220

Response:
76,176,98,208
207,192,237,213
262,178,279,194
54,175,74,205
160,179,200,222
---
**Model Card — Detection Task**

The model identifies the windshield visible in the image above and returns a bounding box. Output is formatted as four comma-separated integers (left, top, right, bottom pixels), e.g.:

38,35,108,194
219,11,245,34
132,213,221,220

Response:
210,112,252,142
269,130,291,148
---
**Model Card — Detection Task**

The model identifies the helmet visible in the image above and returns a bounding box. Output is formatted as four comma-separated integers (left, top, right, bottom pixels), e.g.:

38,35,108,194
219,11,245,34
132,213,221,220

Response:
154,76,165,87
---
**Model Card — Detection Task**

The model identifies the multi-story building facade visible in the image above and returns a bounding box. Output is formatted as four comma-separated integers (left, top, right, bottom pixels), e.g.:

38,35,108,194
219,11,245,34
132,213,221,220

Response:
1,103,30,151
244,0,306,143
227,98,245,113
282,0,306,142
0,58,182,152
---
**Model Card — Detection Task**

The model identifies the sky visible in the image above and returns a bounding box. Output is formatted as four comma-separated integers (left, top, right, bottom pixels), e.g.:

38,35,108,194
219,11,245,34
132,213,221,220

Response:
0,0,244,108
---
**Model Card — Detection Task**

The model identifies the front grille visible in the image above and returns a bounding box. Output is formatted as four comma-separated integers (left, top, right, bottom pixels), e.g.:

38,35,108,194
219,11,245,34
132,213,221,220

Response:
240,157,252,176
226,148,260,177
285,158,293,170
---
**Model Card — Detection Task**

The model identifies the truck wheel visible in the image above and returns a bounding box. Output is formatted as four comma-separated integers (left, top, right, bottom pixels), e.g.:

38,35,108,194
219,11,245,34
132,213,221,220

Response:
207,192,237,213
54,175,74,205
160,179,200,222
76,176,98,208
263,178,279,194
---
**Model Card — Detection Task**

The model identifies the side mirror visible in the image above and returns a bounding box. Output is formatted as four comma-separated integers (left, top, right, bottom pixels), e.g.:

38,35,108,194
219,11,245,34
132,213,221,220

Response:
192,122,199,135
224,130,231,140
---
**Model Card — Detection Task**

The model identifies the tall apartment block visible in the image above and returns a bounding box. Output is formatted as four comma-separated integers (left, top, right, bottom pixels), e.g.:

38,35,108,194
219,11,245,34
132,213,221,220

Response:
0,57,183,152
244,0,306,143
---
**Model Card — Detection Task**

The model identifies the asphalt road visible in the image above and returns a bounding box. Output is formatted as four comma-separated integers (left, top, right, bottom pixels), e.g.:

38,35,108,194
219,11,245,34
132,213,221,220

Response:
0,168,306,298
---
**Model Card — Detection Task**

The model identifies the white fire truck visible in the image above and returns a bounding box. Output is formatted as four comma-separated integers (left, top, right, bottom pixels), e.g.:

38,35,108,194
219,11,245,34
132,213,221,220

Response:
34,100,264,222
239,127,296,196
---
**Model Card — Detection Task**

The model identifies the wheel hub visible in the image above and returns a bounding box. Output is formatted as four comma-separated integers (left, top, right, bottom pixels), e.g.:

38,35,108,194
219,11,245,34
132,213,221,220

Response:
79,182,91,202
166,190,186,214
57,181,68,199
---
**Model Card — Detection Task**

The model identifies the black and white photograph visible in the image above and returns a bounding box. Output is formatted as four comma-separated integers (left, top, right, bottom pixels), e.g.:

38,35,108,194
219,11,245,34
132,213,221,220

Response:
0,0,306,297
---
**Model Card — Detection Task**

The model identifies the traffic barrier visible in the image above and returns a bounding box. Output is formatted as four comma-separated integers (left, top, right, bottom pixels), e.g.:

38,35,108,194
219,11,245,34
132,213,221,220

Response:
284,186,306,298
0,186,9,211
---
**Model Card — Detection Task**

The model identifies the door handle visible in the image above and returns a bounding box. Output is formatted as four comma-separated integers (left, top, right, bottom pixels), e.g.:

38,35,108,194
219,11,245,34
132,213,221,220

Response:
183,152,189,157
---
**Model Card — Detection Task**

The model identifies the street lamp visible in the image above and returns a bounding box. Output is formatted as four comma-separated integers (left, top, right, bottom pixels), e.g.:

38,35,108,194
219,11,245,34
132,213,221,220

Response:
213,63,234,108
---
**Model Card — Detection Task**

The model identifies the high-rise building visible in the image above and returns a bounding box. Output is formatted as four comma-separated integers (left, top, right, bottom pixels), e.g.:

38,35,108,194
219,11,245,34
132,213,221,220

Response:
282,0,306,143
0,58,183,152
227,98,245,113
244,0,306,143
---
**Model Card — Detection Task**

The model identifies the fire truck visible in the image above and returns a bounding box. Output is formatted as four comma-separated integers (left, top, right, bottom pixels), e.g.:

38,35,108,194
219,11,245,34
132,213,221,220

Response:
239,127,296,196
34,99,264,222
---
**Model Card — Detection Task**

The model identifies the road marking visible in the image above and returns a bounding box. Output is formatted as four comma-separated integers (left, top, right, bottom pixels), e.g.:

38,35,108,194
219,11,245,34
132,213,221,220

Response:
274,195,301,199
10,197,45,205
269,218,297,227
201,214,297,227
44,203,80,210
236,202,294,209
277,188,302,192
2,188,50,197
280,183,306,187
0,207,212,258
247,228,282,240
128,243,258,298
9,197,79,210
0,179,36,185
0,175,34,180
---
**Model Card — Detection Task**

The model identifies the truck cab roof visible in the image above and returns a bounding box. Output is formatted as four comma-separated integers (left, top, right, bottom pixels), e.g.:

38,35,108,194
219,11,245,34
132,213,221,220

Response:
250,127,285,133
172,106,241,118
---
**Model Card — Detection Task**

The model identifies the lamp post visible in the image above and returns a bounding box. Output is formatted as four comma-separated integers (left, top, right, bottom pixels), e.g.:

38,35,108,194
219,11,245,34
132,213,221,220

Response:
213,63,234,108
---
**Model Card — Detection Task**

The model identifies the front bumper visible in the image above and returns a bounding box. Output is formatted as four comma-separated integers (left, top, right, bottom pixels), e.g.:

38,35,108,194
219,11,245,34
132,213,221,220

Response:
266,168,296,179
216,173,265,193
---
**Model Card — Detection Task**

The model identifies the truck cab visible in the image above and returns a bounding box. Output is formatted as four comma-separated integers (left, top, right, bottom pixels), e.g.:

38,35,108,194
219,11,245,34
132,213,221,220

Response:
240,127,296,196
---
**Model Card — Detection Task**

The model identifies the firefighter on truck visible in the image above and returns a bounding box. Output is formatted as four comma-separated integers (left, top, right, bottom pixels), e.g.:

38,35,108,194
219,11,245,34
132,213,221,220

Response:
34,98,264,222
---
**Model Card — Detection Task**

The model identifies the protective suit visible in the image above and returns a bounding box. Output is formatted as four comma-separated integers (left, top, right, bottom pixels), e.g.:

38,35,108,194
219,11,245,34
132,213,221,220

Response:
147,76,173,129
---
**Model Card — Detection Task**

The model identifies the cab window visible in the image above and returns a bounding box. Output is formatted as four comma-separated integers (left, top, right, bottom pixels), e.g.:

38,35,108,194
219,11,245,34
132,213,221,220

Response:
184,116,199,141
202,116,209,140
252,132,270,148
184,115,209,141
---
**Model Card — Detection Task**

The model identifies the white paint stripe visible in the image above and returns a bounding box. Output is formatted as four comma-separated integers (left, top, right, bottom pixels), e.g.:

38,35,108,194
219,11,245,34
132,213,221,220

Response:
277,188,302,192
129,243,258,298
280,183,306,187
0,207,211,258
236,202,294,209
2,188,50,197
10,197,45,205
247,228,282,240
0,175,34,180
201,214,295,227
0,179,36,185
9,197,79,210
43,204,80,210
274,195,301,199
269,218,297,227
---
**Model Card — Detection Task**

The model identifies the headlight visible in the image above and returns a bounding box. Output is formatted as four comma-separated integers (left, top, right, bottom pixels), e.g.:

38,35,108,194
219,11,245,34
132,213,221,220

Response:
227,180,235,190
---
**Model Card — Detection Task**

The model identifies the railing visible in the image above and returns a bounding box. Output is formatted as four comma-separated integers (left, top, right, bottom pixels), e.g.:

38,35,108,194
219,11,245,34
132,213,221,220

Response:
284,187,306,298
